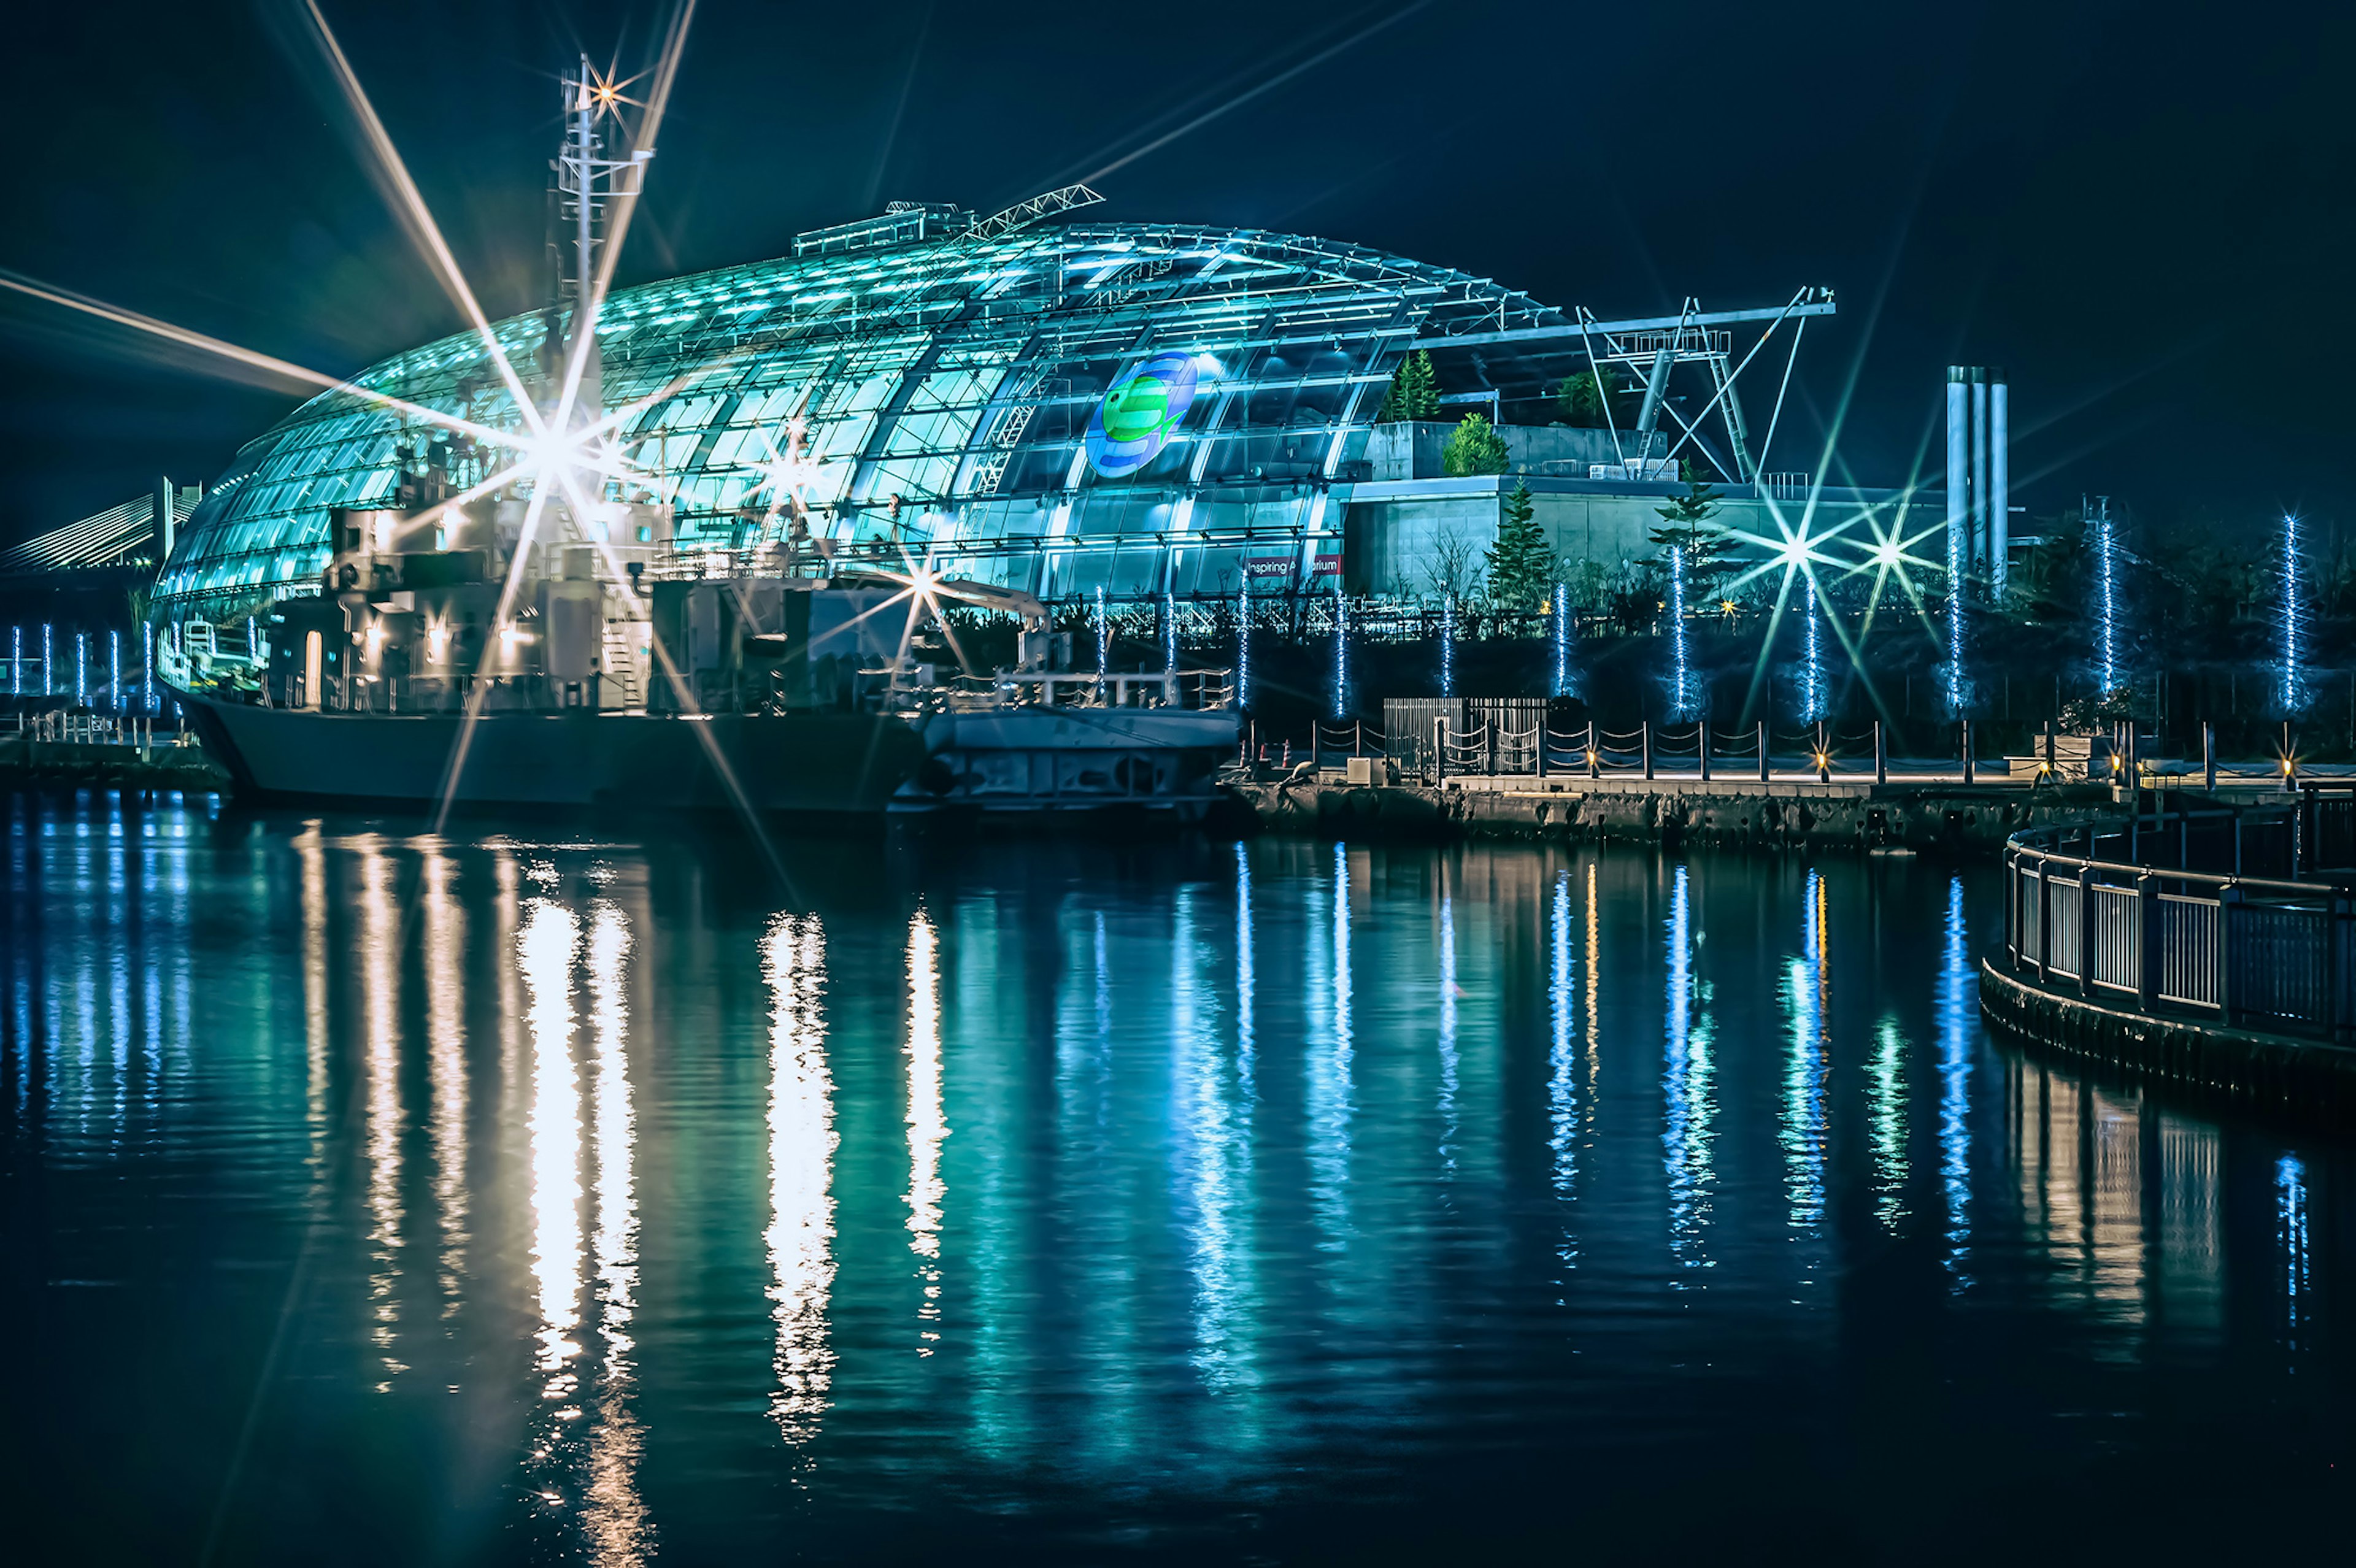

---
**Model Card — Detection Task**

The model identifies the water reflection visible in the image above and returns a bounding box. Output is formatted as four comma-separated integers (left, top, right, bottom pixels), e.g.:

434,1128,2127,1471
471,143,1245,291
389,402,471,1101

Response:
1663,864,1715,1270
1779,870,1829,1232
906,912,945,1349
583,901,648,1564
764,913,836,1445
423,846,468,1307
9,802,2356,1561
358,836,406,1387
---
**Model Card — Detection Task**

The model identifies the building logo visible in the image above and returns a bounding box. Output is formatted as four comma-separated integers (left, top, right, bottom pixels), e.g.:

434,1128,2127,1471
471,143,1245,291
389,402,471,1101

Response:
1083,351,1199,478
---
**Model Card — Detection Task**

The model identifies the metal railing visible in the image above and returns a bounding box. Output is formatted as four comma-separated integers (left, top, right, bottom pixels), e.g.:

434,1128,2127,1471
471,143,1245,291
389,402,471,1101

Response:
1999,792,2356,1042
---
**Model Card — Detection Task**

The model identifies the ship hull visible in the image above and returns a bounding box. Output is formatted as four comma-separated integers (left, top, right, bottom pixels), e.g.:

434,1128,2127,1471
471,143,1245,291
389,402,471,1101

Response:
176,688,928,815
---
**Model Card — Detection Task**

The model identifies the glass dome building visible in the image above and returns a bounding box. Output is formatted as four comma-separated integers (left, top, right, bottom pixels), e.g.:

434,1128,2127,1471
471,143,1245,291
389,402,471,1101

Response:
154,215,1569,617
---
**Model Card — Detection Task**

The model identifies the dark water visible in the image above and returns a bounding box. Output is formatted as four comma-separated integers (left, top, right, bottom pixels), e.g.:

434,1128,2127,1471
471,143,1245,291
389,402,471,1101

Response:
1,790,2350,1564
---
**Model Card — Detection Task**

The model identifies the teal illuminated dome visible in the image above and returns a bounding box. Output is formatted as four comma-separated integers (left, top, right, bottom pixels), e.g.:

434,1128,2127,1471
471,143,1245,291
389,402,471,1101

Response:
155,219,1566,613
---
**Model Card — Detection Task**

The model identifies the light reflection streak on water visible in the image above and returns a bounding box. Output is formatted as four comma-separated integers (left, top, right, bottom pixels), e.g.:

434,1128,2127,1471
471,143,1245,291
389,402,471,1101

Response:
297,823,329,1153
1585,863,1600,1090
1307,843,1355,1249
764,913,836,1445
104,799,126,1145
358,837,406,1385
1548,870,1574,1201
906,912,946,1350
520,896,583,1396
1175,885,1257,1409
583,900,649,1566
1234,844,1255,1080
1936,874,1974,1286
1869,1018,1909,1231
1662,864,1714,1272
1779,869,1828,1232
1437,890,1458,1174
423,847,468,1307
2278,1153,2309,1356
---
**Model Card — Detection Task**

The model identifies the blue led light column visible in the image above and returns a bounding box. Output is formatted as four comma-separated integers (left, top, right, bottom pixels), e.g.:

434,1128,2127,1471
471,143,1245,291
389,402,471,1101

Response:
42,623,52,696
2282,512,2306,713
1236,593,1251,710
1161,591,1176,673
1331,585,1348,720
1440,596,1455,699
143,625,154,710
1551,582,1571,698
1801,577,1825,721
2093,497,2119,695
1093,586,1109,682
75,631,87,706
1668,545,1693,717
8,626,17,696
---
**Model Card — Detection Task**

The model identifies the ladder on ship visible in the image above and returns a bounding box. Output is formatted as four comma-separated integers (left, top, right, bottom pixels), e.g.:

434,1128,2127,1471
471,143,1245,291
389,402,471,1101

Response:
601,622,645,709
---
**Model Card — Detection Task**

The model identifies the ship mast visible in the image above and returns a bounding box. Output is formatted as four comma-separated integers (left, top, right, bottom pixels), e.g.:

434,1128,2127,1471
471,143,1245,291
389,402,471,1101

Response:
549,54,651,432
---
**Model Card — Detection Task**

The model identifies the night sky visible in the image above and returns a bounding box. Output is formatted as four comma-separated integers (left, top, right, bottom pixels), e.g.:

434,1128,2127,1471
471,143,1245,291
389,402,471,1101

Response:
5,0,2349,550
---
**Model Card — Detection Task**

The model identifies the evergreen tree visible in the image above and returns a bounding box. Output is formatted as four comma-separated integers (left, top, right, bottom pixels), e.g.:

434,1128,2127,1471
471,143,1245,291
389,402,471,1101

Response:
1376,349,1441,423
1485,482,1553,610
1648,480,1736,595
1441,412,1511,477
1554,368,1626,428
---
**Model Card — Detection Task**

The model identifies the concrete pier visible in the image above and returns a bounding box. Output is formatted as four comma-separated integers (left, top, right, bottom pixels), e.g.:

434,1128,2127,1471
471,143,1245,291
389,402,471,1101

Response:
1236,774,2122,853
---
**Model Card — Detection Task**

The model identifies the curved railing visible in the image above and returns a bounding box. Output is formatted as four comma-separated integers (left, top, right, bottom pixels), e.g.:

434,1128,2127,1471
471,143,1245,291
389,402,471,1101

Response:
1998,793,2356,1042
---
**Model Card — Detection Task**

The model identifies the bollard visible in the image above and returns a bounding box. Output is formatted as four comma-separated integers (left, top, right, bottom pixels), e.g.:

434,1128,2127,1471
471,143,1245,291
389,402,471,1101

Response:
2203,721,2215,793
1353,720,1363,759
1434,717,1447,783
2044,719,2056,783
2282,720,2296,793
1815,721,1830,784
1536,721,1548,780
1642,721,1653,780
1961,718,1975,785
1874,721,1886,785
1587,723,1600,780
1757,720,1768,783
1697,721,1711,782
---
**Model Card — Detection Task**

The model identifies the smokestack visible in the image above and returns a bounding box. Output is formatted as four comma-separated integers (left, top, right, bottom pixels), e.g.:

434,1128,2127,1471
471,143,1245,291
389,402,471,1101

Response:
1945,368,1969,594
1988,370,2009,597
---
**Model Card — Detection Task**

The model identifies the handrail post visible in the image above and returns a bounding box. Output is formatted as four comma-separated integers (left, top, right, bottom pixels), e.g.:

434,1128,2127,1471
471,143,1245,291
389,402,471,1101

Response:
1587,722,1601,780
1757,720,1768,783
1642,721,1653,781
1961,718,1975,785
1815,721,1830,784
2035,854,2051,982
1698,721,1711,782
2216,884,2242,1025
1435,717,1447,783
2282,719,2296,793
2203,721,2215,793
1874,721,1886,785
1536,721,1548,780
2136,869,2158,1011
2078,863,2098,997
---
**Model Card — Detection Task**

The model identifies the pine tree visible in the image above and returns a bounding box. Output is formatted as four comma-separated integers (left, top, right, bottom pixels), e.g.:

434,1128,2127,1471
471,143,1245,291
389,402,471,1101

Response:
1441,412,1511,477
1554,368,1626,428
1485,482,1552,610
1648,480,1735,596
1376,350,1441,423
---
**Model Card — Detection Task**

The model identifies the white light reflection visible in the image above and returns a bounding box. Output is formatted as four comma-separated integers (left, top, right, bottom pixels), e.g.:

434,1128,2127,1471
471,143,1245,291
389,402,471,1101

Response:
583,901,649,1565
1436,891,1459,1174
423,847,469,1306
1175,885,1258,1407
906,912,947,1350
1935,874,1974,1288
297,823,329,1153
1547,867,1577,1275
764,913,837,1443
1779,870,1829,1232
358,837,407,1386
520,897,584,1399
1307,843,1355,1248
1868,1018,1909,1231
1662,864,1715,1274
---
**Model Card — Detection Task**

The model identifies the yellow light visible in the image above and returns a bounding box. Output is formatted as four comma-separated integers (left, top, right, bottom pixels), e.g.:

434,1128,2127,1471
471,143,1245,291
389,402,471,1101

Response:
427,624,449,663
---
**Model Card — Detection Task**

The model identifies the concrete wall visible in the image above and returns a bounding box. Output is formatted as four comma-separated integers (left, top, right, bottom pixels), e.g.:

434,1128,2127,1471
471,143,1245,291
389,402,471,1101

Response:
1363,421,1665,481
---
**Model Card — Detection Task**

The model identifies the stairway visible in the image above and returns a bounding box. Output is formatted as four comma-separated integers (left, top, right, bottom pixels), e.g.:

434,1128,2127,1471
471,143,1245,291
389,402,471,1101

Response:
601,621,645,709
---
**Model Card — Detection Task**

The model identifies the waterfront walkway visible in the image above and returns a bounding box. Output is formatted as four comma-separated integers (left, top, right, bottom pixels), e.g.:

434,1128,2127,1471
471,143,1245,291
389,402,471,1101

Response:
1979,789,2356,1126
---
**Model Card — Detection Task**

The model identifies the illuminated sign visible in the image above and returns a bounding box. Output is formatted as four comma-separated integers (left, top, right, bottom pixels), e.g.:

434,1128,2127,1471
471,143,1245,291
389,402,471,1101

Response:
1244,558,1295,578
1083,351,1200,477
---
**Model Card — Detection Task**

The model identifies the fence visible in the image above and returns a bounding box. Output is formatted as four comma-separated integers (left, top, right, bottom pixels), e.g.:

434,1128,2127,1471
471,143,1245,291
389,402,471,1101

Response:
1999,791,2356,1042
